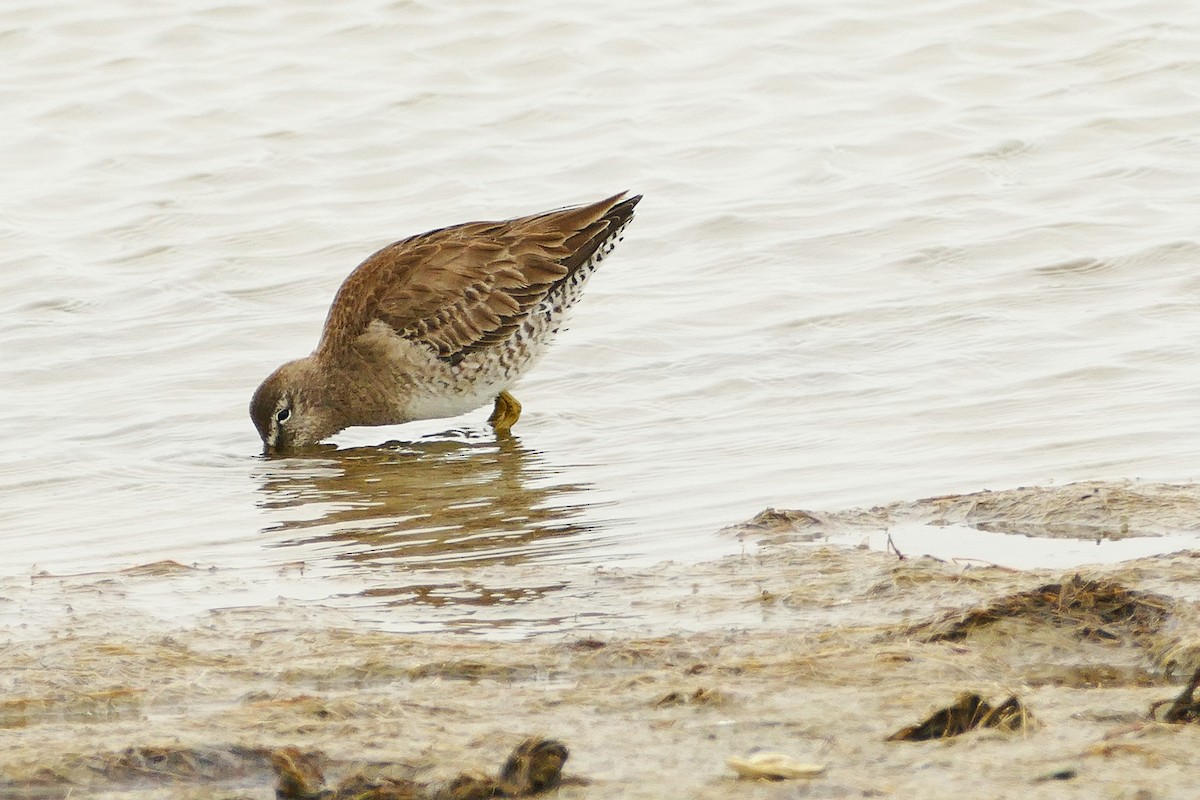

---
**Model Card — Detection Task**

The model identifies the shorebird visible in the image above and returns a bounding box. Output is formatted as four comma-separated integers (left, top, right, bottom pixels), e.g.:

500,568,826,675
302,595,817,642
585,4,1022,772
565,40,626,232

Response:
250,192,640,453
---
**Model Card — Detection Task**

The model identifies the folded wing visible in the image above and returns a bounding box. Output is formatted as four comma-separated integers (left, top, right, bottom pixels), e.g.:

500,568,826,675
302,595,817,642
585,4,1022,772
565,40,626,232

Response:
318,192,639,365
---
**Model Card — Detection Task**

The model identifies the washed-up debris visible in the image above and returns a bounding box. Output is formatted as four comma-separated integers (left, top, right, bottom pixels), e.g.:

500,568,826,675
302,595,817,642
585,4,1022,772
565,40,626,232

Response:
726,752,825,781
886,693,1036,741
1033,766,1078,782
1150,665,1200,724
907,575,1169,645
272,737,568,800
654,687,726,707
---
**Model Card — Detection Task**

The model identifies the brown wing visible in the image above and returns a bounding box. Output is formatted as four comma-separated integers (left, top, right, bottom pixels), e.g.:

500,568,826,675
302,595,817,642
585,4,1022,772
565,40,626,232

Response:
316,192,640,365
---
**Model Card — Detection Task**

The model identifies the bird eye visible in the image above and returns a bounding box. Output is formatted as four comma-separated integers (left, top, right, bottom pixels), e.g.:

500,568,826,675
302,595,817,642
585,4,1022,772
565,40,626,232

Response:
276,408,291,424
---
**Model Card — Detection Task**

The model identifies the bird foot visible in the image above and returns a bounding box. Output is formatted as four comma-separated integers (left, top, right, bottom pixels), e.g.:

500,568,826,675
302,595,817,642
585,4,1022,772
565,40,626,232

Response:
488,390,522,432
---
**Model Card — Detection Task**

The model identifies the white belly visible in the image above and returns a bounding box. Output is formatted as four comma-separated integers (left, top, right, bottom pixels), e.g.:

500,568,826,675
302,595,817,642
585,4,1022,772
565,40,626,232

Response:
357,313,556,423
401,374,512,420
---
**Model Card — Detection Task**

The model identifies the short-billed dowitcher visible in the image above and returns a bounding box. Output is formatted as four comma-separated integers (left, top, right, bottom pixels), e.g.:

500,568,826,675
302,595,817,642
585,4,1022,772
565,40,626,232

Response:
250,192,640,453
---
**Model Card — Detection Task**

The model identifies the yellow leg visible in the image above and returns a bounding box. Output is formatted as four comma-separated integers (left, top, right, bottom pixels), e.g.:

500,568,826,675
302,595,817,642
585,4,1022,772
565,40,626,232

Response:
488,390,522,432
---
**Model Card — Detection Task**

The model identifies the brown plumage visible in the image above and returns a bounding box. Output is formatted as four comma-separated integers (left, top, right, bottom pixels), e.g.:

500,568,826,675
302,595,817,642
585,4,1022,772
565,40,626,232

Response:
250,192,640,453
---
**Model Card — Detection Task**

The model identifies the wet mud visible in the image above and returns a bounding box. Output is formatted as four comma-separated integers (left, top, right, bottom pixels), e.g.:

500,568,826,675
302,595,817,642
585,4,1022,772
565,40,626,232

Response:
3,481,1200,799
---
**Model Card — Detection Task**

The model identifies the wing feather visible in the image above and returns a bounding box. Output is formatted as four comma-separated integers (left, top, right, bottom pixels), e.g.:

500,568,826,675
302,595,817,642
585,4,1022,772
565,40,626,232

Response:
316,193,639,364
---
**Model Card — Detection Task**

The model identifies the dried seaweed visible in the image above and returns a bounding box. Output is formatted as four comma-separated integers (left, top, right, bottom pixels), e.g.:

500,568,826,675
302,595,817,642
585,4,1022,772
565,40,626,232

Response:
272,737,568,800
906,575,1170,645
1149,665,1200,724
654,687,726,707
89,745,274,784
886,693,1036,741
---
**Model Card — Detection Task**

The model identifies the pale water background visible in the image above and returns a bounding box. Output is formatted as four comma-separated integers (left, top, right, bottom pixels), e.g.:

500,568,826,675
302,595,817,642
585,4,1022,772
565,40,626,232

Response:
3,0,1200,630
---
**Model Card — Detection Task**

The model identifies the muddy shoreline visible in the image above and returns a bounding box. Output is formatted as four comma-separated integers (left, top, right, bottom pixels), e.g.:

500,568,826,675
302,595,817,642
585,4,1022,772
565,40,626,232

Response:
3,483,1200,799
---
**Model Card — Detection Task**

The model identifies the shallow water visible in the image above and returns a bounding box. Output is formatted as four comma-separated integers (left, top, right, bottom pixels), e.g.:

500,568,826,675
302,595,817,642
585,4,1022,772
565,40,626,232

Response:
840,522,1200,571
3,0,1200,628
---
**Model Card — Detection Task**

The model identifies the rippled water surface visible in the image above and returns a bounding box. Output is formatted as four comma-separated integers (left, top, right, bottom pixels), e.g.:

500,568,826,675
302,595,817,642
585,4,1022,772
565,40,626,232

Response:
4,0,1200,627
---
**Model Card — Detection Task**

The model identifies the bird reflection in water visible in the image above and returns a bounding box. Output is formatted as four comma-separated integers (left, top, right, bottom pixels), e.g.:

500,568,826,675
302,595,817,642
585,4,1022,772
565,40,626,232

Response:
252,431,605,611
